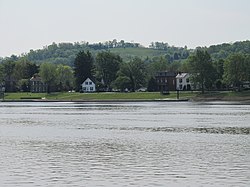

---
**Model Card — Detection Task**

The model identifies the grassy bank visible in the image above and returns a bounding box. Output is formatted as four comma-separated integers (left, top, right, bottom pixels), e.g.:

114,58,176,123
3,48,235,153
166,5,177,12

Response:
1,91,249,102
2,91,195,101
193,90,250,101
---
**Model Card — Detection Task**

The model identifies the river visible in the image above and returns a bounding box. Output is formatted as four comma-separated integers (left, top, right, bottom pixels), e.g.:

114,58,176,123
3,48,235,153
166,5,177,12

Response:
0,101,249,186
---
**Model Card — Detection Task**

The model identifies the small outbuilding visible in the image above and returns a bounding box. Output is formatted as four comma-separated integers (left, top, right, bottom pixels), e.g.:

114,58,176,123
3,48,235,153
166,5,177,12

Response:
81,78,96,92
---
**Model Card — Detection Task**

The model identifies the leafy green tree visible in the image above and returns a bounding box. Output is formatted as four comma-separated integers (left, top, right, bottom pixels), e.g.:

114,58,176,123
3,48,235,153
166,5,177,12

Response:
116,57,147,91
39,62,57,93
96,51,122,90
146,56,169,77
13,58,39,80
18,79,30,92
213,59,225,89
113,76,131,92
0,64,4,83
223,53,247,91
74,51,94,91
188,50,215,93
2,60,16,92
244,55,250,81
56,64,74,91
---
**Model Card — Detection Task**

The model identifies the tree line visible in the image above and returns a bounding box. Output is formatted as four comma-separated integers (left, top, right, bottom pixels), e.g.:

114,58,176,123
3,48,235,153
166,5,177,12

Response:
0,42,250,93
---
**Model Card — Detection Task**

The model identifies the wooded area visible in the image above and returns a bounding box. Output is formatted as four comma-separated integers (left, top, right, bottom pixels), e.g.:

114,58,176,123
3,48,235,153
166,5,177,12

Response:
0,40,250,93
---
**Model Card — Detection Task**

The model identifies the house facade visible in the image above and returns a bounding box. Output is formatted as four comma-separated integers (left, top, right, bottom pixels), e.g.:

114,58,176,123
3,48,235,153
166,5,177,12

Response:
30,74,47,93
176,73,192,91
155,71,177,93
81,78,96,92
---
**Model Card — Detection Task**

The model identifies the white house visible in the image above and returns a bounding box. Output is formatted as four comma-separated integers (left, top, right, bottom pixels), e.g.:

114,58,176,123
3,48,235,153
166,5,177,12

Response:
176,73,192,91
81,78,96,92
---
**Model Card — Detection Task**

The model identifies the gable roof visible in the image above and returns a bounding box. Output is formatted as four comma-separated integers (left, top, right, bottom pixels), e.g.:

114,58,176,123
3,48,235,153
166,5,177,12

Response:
82,77,95,84
155,71,177,77
30,74,43,81
176,73,189,79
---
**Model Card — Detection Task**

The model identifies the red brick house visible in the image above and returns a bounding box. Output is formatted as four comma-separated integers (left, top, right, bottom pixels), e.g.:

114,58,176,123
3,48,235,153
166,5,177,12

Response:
155,71,177,94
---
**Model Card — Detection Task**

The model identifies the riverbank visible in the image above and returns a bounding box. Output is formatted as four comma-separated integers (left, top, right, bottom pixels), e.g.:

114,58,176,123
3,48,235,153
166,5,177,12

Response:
191,91,250,102
1,91,250,102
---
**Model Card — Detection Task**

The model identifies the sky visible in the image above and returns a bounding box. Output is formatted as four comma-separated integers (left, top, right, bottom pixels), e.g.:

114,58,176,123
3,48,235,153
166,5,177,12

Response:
0,0,250,57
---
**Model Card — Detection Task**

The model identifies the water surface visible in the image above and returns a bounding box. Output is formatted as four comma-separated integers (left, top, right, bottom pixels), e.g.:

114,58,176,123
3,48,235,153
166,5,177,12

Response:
0,101,249,186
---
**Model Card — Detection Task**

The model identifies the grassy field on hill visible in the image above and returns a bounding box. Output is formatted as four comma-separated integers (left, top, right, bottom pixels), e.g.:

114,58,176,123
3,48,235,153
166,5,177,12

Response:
109,47,167,61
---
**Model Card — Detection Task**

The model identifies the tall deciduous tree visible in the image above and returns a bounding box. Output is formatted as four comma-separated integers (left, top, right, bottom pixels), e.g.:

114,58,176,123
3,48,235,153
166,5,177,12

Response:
2,60,16,92
0,64,4,83
96,51,122,90
14,59,37,77
223,53,248,91
39,62,57,93
188,50,215,93
56,64,74,91
116,57,146,91
74,51,94,91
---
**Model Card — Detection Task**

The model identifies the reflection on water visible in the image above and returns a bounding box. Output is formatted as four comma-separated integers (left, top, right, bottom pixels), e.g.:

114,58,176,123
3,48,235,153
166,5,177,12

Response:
0,101,250,186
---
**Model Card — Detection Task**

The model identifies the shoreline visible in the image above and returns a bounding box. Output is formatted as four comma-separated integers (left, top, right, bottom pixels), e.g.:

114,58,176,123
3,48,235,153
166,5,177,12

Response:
1,91,250,103
1,98,190,103
1,98,250,103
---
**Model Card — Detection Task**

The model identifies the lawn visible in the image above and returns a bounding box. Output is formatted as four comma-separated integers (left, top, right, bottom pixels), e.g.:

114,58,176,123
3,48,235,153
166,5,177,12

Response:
2,91,196,101
3,91,249,101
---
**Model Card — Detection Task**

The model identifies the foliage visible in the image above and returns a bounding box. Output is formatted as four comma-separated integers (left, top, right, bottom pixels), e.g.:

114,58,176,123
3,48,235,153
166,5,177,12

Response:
56,65,74,91
73,51,94,91
39,62,57,93
0,64,4,82
96,51,122,90
116,57,147,91
13,58,39,80
188,50,216,93
147,77,158,92
223,53,250,90
1,40,250,94
206,40,250,60
113,76,131,92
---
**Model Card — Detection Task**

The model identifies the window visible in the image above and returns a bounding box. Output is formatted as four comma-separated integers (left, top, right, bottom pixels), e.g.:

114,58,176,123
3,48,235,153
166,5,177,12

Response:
186,78,189,83
85,82,88,85
179,79,182,83
89,82,92,85
90,87,93,91
83,87,86,91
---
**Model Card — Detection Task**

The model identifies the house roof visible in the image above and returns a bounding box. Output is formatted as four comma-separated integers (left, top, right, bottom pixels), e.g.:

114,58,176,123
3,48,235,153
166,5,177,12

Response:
30,74,42,81
155,71,177,77
176,73,189,78
82,77,96,84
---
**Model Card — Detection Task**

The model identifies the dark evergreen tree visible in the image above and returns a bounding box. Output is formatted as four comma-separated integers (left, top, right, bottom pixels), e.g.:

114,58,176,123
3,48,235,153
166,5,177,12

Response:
147,77,158,92
74,51,94,91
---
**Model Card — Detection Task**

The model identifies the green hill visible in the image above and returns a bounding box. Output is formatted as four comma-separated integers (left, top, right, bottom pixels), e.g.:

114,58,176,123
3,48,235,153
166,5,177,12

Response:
1,40,250,66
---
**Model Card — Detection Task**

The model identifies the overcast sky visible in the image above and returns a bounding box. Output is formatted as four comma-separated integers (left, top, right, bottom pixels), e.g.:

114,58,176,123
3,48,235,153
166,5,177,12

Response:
0,0,250,57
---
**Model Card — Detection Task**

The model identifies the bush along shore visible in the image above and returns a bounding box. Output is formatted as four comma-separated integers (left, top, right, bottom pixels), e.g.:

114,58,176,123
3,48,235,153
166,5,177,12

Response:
1,91,250,102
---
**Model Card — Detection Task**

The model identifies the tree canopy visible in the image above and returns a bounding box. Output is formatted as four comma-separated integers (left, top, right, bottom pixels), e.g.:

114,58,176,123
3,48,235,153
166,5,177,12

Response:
73,51,94,91
188,50,216,93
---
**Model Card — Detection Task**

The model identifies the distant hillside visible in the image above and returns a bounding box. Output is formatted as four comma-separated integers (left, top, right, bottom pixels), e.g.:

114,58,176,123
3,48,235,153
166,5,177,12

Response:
206,40,250,60
1,40,250,66
21,41,190,66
